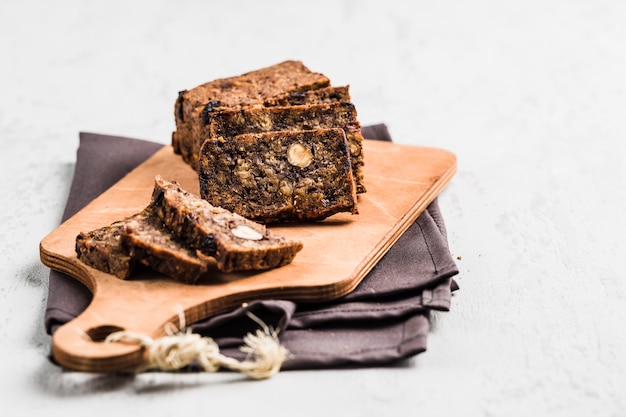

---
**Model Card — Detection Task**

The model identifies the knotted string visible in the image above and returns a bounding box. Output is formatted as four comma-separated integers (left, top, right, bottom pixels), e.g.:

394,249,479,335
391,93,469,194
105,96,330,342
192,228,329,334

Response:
104,308,290,379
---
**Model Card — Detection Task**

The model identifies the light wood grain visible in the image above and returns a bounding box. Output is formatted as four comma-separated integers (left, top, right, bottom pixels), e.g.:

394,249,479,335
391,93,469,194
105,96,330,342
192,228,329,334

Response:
39,139,456,372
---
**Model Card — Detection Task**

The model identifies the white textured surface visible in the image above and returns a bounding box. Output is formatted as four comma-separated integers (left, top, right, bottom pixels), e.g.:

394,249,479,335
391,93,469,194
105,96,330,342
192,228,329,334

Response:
2,0,626,415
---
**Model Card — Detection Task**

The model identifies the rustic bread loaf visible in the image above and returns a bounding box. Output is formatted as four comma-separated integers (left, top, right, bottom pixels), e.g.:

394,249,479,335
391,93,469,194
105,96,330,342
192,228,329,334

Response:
173,60,330,169
201,101,365,193
149,176,304,272
121,210,210,284
198,128,358,223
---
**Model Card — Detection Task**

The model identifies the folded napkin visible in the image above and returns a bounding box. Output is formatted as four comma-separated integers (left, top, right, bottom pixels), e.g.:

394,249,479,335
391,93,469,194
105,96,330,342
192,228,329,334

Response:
44,125,459,370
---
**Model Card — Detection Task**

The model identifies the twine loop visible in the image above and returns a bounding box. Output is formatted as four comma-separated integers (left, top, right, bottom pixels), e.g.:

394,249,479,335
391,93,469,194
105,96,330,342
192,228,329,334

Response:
104,309,290,379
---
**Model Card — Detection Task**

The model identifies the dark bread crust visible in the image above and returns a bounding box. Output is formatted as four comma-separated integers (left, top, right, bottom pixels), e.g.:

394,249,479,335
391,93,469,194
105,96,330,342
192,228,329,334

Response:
202,102,365,193
199,128,358,223
173,60,330,167
150,176,304,273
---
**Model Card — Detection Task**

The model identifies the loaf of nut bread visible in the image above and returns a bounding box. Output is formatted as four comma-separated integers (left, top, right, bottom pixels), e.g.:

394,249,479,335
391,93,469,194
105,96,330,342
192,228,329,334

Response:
186,85,353,173
201,101,365,193
173,60,330,169
198,128,358,223
149,176,304,273
121,210,210,284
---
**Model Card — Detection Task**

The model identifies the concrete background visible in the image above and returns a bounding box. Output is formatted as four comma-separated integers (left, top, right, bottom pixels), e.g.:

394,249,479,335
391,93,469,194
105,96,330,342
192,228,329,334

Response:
2,0,625,415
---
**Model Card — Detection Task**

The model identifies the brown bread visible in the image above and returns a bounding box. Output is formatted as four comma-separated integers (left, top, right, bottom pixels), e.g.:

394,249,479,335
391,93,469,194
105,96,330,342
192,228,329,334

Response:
75,218,137,279
262,85,351,107
173,60,330,168
201,102,365,193
149,176,304,272
121,210,210,284
198,128,358,222
75,177,304,280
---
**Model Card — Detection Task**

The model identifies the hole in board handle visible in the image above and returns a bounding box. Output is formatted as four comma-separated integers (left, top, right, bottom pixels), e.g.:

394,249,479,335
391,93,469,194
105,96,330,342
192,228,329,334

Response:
86,325,125,342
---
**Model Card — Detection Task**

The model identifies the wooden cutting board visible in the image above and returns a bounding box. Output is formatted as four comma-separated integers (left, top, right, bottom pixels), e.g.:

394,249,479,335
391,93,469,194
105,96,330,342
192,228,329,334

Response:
40,139,456,372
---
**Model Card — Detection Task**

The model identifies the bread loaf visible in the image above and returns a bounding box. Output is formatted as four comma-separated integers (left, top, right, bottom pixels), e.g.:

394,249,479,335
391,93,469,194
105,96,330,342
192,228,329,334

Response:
173,60,330,169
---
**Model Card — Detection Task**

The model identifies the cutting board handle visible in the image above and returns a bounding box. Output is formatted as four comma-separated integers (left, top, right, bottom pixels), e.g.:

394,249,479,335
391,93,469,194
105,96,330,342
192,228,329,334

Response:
42,246,191,372
52,315,146,372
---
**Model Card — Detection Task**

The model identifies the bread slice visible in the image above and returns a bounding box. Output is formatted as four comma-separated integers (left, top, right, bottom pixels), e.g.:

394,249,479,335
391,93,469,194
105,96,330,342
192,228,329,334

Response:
173,60,330,168
198,128,358,223
76,177,304,280
200,101,365,193
121,210,210,284
262,85,351,107
75,218,137,279
76,210,210,283
149,176,304,273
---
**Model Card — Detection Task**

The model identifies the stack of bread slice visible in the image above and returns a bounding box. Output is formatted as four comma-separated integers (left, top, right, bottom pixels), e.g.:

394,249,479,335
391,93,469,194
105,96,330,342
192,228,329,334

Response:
76,176,303,283
172,61,366,223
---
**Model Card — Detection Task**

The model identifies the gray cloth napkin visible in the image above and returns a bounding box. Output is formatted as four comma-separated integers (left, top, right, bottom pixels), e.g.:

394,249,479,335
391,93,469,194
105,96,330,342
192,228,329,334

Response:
44,126,458,370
